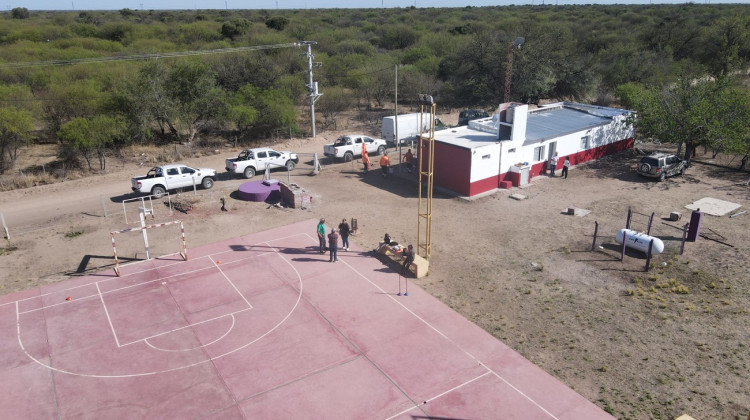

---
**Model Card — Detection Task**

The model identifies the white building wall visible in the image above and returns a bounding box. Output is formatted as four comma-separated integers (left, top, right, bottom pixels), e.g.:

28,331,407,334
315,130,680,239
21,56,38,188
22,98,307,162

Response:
469,143,501,183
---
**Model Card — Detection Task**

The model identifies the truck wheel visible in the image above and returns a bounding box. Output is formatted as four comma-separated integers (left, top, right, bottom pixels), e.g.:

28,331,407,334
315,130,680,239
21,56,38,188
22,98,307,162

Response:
151,186,166,199
285,160,296,171
377,146,386,156
244,167,256,179
343,152,353,162
201,177,215,189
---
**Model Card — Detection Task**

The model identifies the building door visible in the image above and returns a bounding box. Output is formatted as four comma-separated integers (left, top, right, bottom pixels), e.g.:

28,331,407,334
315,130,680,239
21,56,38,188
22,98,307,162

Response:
547,141,557,161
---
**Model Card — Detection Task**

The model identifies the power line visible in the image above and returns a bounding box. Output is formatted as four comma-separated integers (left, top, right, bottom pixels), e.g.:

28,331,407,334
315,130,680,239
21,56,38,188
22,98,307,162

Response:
0,43,302,69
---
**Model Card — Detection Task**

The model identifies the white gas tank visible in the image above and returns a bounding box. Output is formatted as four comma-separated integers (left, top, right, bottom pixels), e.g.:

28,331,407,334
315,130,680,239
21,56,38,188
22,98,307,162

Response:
615,229,664,254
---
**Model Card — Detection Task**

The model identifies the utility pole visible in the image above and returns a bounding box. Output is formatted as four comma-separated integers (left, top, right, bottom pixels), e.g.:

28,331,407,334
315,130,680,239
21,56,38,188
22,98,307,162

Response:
504,37,525,103
395,64,400,170
302,41,322,138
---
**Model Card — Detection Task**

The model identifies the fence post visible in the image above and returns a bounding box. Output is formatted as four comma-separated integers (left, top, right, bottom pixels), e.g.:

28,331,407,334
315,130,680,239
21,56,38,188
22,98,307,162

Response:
620,230,627,262
591,221,599,251
680,222,689,255
101,194,108,218
626,206,632,230
0,212,9,241
647,212,655,235
645,239,654,271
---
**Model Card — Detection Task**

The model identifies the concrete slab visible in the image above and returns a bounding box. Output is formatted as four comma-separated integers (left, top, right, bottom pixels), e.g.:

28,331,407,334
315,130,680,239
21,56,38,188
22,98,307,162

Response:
685,197,741,216
0,219,612,419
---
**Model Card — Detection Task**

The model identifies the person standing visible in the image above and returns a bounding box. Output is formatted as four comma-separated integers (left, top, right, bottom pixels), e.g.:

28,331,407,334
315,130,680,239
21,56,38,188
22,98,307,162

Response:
380,154,391,178
401,244,415,275
403,149,414,174
562,156,570,179
327,228,339,262
338,218,351,251
316,218,326,254
362,149,370,174
549,152,558,177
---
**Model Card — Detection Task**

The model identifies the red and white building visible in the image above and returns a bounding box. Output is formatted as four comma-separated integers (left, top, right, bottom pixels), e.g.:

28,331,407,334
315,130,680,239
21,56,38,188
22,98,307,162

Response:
423,102,634,197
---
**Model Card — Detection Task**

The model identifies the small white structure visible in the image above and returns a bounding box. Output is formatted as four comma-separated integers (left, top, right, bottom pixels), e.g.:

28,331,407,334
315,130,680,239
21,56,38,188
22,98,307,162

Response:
383,112,441,146
422,102,634,196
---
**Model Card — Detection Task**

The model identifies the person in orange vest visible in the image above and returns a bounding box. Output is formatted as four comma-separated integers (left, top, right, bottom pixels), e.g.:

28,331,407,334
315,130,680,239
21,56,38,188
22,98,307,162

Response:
402,149,414,174
362,148,370,174
380,154,390,178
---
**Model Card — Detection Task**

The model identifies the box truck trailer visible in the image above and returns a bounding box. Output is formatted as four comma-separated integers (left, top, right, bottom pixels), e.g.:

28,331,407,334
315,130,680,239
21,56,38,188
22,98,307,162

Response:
382,113,445,146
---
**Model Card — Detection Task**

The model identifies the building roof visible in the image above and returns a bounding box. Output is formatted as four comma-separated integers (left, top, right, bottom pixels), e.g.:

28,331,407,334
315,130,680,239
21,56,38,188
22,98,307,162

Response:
433,102,631,150
523,103,628,145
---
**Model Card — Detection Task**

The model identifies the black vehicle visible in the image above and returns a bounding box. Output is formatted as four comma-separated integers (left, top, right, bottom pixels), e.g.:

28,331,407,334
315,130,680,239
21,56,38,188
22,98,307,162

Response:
636,152,687,181
458,109,490,126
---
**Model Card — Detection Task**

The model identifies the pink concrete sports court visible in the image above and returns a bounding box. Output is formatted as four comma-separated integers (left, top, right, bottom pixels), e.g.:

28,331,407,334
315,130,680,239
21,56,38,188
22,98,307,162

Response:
0,219,612,419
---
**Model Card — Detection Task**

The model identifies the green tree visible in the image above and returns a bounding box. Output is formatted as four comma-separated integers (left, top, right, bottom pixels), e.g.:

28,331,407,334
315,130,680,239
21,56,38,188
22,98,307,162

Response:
699,15,750,77
57,116,126,171
11,7,30,19
221,18,251,40
318,86,353,130
265,16,289,32
0,107,34,173
617,76,750,166
225,84,297,139
165,61,225,143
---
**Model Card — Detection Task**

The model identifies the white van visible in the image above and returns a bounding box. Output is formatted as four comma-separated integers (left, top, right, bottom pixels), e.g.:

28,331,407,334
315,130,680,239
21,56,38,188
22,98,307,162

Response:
382,113,445,146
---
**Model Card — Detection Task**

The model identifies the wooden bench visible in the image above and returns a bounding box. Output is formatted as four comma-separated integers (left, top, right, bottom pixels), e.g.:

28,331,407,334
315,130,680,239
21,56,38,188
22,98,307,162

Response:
377,242,429,278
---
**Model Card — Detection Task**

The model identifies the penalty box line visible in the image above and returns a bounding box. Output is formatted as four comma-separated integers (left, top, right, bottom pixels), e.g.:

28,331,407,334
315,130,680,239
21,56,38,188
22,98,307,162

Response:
105,241,293,349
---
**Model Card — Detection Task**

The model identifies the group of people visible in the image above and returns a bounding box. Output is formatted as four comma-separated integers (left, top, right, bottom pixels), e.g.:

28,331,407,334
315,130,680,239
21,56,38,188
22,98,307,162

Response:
548,152,571,179
316,218,352,263
360,143,415,178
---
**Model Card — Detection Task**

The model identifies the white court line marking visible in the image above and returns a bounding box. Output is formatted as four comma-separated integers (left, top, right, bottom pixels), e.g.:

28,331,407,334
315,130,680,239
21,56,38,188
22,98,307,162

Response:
384,371,493,420
96,282,121,348
145,314,236,352
15,240,305,378
338,258,560,420
6,232,312,311
118,307,253,348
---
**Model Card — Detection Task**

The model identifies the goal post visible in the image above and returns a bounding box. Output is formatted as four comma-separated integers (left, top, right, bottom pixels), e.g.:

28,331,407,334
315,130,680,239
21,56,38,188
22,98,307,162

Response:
110,220,187,277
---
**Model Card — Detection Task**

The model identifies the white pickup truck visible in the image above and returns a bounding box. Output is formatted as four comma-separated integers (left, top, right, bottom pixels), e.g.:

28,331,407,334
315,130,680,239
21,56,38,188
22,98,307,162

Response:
225,147,299,179
131,164,216,198
323,134,387,162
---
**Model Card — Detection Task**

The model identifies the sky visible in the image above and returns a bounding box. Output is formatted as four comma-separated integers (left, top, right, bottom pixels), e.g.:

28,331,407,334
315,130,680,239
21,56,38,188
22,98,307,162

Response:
12,0,749,12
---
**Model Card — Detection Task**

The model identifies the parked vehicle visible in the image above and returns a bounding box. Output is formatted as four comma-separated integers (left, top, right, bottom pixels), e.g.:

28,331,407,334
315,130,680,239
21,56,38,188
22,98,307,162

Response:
323,135,387,162
458,109,490,126
382,113,446,146
225,147,299,179
132,164,216,198
636,152,687,181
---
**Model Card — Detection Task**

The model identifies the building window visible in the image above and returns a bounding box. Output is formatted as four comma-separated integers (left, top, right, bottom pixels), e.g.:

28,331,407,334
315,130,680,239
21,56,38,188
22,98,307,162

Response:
508,148,516,153
482,154,490,160
581,136,590,150
533,146,545,162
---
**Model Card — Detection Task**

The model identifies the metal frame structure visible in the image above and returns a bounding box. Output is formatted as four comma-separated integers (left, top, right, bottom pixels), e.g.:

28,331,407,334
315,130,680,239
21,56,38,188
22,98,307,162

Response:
110,219,187,277
417,94,436,259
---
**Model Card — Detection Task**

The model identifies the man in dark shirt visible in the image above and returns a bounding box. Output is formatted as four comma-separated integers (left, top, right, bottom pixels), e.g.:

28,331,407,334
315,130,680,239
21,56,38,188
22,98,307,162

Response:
327,228,339,262
338,219,351,251
401,244,414,275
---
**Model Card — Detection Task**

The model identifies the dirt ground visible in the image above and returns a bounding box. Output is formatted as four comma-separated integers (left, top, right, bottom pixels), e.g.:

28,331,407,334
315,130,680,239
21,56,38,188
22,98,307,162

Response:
1,113,748,420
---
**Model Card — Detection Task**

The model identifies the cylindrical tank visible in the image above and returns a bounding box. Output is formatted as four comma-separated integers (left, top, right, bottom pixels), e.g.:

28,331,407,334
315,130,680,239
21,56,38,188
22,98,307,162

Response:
615,228,664,254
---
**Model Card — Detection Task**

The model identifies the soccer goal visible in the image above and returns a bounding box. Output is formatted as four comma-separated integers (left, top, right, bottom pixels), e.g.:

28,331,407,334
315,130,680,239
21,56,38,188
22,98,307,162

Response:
110,219,187,277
